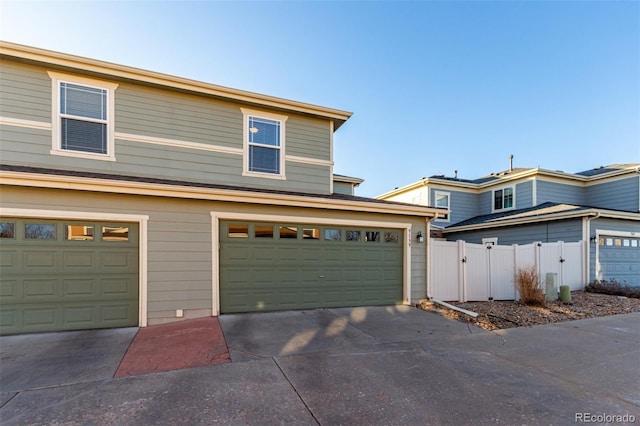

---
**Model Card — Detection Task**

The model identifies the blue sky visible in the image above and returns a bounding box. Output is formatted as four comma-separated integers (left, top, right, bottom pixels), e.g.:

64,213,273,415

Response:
1,1,638,197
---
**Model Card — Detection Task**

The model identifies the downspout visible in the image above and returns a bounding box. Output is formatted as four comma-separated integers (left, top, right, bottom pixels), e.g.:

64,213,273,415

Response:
585,212,600,286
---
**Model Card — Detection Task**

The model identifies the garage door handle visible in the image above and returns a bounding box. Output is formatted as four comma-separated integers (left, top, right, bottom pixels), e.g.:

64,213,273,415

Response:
319,275,325,278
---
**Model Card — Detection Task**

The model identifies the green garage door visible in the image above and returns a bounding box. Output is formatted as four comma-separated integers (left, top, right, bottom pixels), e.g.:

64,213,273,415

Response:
220,221,403,313
0,218,139,335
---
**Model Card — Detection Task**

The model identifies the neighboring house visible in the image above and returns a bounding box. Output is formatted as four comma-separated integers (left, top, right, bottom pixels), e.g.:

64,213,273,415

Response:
0,41,444,335
378,163,640,287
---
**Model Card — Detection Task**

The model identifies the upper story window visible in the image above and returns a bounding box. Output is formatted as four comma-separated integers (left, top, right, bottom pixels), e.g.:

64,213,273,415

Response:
434,190,450,221
493,186,514,211
48,72,118,161
241,108,287,179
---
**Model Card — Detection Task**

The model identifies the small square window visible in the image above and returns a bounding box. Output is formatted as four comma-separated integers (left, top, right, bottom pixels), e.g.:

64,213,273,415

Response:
25,224,56,240
255,225,274,238
365,231,380,242
324,228,341,241
0,222,15,239
493,187,514,211
346,230,361,242
228,224,249,238
102,226,129,241
384,232,399,243
279,226,298,239
66,225,94,241
303,227,320,240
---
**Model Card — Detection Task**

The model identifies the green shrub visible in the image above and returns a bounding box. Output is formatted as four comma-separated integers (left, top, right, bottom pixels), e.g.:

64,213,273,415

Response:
585,280,640,299
515,266,545,306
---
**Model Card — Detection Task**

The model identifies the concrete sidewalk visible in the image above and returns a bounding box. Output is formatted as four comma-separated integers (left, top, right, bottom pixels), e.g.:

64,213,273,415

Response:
1,307,638,425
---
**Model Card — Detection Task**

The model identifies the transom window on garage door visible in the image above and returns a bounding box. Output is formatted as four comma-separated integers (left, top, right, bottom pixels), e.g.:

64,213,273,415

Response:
225,223,400,243
0,220,133,243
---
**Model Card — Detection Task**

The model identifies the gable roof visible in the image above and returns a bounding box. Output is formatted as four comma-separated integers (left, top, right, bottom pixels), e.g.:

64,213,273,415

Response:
442,202,640,233
0,41,352,130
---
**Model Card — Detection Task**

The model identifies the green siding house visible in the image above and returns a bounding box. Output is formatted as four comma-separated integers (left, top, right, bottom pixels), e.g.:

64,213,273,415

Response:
0,41,443,335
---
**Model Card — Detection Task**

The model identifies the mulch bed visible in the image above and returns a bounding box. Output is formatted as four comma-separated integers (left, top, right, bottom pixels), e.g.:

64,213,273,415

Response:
418,291,640,331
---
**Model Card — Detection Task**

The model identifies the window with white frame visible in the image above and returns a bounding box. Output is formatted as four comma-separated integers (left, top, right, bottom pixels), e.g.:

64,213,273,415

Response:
241,108,287,178
48,72,117,160
434,190,450,221
493,186,514,211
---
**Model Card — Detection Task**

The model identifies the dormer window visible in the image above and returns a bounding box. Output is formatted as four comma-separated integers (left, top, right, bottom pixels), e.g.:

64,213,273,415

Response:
241,108,287,179
493,186,514,211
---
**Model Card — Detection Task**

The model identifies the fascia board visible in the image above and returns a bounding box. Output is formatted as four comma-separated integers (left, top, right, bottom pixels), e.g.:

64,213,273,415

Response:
0,41,352,129
442,209,640,234
0,171,441,218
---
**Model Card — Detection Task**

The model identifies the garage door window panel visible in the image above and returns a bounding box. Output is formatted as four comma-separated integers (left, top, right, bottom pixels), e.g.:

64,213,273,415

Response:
365,231,380,242
65,225,95,241
346,230,361,242
384,232,399,243
303,227,320,240
0,222,15,239
228,224,249,238
255,225,274,238
324,228,341,241
279,226,298,239
102,226,129,242
25,224,56,240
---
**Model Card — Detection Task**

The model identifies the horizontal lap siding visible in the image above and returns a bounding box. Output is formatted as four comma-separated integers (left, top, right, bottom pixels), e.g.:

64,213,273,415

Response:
286,117,331,161
1,60,333,194
587,178,639,211
0,62,50,121
2,186,428,322
537,180,584,205
447,219,582,245
116,85,242,149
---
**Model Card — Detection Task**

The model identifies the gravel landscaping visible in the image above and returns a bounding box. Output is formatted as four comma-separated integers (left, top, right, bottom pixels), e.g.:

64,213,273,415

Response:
418,291,640,331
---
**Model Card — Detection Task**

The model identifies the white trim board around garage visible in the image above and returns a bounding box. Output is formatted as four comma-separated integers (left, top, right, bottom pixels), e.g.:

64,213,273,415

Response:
0,207,150,327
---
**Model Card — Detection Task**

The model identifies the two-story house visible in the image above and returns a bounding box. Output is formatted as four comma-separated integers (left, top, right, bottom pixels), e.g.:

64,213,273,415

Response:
378,163,640,287
0,42,444,335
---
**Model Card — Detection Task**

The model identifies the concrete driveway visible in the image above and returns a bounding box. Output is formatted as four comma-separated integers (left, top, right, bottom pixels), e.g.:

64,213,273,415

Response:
1,306,638,425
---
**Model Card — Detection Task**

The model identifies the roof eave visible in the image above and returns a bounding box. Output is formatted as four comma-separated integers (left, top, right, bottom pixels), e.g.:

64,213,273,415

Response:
443,208,640,233
0,41,353,130
0,170,440,218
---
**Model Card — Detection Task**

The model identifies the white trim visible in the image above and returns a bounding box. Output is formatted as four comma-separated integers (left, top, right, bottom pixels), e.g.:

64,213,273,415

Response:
0,116,52,131
210,211,412,314
329,120,334,194
241,108,287,179
434,190,451,222
285,154,333,167
0,207,149,327
491,185,516,213
47,71,118,162
116,132,244,156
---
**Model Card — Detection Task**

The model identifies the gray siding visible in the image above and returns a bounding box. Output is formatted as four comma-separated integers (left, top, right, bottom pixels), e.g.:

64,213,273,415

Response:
586,177,639,211
333,181,354,195
0,59,333,194
446,218,583,245
433,188,479,226
537,180,585,205
515,180,533,208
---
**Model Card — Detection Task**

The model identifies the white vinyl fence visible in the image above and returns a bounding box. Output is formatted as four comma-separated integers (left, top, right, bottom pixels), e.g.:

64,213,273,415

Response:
430,240,586,302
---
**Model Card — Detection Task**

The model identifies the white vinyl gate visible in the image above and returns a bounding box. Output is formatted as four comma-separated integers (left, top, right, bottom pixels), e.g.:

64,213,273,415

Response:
430,240,585,302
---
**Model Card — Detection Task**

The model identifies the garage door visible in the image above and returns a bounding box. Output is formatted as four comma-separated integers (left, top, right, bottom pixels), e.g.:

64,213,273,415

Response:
0,218,139,335
220,221,403,313
597,235,640,286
